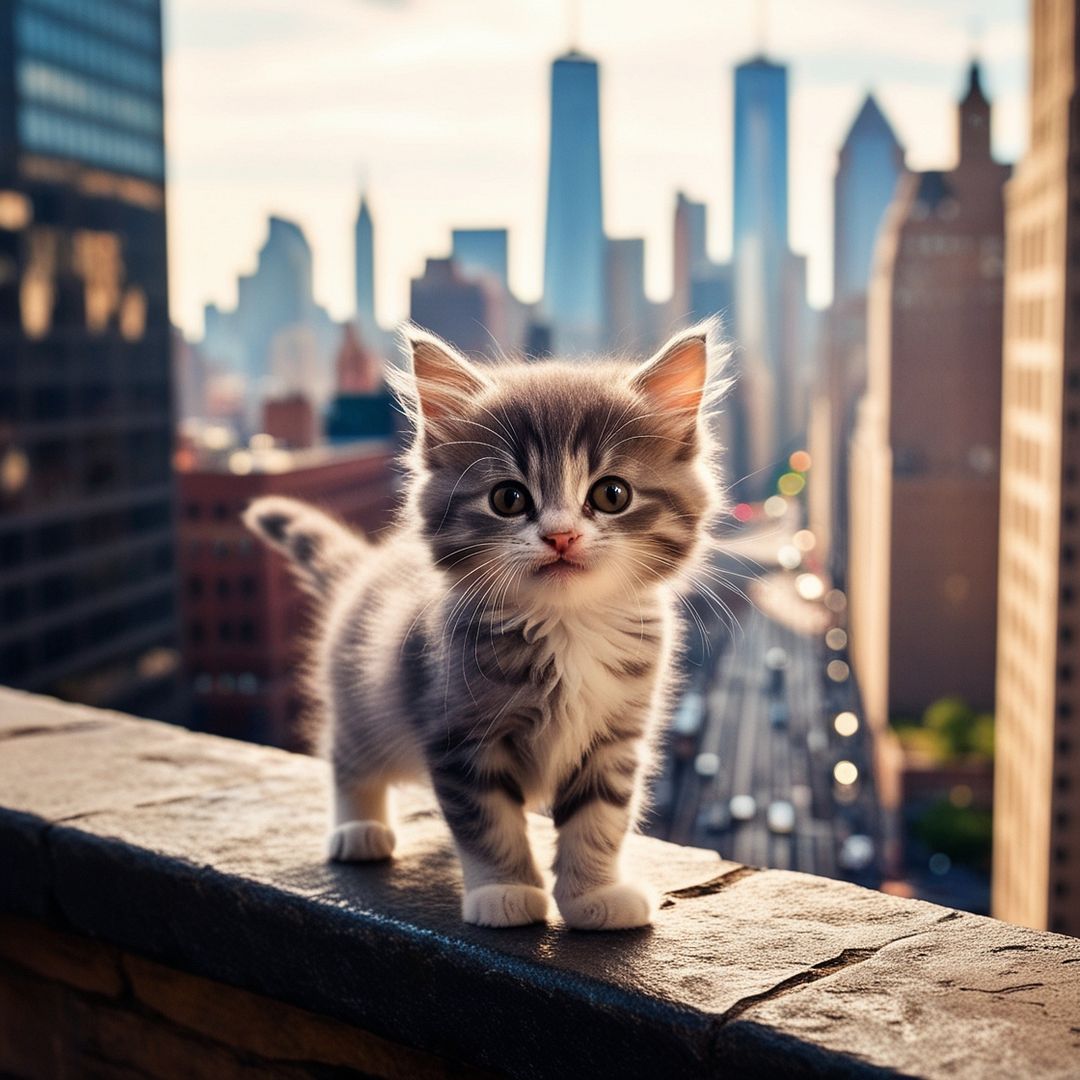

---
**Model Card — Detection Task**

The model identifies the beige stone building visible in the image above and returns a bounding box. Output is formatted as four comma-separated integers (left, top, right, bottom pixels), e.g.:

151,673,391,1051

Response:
849,63,1010,739
992,0,1080,936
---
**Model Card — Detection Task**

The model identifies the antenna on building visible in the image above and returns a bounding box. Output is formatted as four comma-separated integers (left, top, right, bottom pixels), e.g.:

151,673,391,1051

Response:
355,162,370,198
755,0,769,57
566,0,581,52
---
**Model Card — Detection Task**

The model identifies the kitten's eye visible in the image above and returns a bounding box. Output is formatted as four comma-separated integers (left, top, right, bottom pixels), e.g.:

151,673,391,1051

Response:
489,482,532,517
588,476,632,514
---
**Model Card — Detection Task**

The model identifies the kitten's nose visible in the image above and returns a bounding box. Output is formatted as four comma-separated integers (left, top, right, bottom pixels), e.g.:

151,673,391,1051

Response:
542,531,581,556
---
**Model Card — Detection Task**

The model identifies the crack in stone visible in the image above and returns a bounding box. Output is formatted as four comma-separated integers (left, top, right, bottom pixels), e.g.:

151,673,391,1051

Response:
958,982,1046,995
714,927,938,1028
664,864,760,900
0,719,109,741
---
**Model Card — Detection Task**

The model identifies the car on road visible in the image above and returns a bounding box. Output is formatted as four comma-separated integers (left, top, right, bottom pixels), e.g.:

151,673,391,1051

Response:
729,794,757,822
838,834,875,871
766,800,795,834
768,701,788,729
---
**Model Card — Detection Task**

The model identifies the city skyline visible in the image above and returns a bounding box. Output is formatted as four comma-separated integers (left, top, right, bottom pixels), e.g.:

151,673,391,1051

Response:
165,0,1027,340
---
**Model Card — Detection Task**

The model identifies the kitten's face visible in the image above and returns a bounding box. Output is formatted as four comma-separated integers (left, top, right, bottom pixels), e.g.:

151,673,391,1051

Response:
401,329,721,609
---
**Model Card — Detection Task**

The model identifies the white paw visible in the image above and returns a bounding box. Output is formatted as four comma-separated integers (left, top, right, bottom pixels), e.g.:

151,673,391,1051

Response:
327,820,395,862
462,884,549,928
559,883,654,930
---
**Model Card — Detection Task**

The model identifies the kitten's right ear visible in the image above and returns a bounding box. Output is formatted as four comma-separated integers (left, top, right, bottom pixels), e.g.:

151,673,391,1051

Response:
402,326,491,429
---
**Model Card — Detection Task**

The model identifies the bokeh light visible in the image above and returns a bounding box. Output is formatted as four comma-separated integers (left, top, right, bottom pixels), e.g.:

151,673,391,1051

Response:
732,502,753,523
778,544,802,570
833,711,859,736
825,627,848,650
764,495,788,518
694,752,720,777
795,573,825,600
826,659,850,682
929,853,952,876
833,760,859,785
824,589,847,613
777,471,806,497
793,529,816,552
789,450,812,472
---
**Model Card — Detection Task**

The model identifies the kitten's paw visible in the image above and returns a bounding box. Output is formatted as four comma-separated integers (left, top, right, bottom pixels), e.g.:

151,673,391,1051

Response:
463,884,548,928
327,820,396,862
559,883,654,930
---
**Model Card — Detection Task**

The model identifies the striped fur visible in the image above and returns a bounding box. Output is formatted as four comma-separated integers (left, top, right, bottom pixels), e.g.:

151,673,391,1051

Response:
244,323,728,929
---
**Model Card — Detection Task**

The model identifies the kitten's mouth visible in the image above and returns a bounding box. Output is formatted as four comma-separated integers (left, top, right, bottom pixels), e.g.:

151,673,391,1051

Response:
535,556,587,579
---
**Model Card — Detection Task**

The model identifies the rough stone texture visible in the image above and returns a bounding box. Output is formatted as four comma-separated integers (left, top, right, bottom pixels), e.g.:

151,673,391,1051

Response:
1,686,1079,1079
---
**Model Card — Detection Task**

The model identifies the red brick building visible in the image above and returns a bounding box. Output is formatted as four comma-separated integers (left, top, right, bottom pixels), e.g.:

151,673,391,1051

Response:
261,393,316,449
177,443,398,749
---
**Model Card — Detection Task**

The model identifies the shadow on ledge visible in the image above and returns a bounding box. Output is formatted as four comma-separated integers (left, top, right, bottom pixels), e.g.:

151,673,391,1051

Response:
0,686,1078,1079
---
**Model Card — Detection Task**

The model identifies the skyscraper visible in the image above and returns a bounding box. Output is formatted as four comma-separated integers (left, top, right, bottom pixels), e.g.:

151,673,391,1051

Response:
833,95,906,307
354,193,377,344
993,0,1080,937
605,237,653,352
410,257,505,357
542,50,605,354
0,0,181,719
810,94,904,574
202,215,338,429
731,54,806,477
451,228,509,290
671,192,709,324
848,62,1009,739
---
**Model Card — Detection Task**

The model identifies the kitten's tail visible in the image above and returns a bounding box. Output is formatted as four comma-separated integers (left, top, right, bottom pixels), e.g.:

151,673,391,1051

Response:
243,496,367,596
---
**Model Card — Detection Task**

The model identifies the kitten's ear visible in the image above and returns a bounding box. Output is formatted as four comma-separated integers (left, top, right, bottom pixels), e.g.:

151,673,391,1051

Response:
402,326,491,427
630,326,710,419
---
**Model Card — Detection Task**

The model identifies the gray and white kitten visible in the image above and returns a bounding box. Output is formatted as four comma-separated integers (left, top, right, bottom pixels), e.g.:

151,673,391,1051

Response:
244,323,726,930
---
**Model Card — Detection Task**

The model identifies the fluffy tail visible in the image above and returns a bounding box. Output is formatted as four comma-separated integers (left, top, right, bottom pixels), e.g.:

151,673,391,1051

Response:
243,496,367,596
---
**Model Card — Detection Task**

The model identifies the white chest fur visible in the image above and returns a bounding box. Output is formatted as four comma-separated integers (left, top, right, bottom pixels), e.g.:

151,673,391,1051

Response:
518,597,669,798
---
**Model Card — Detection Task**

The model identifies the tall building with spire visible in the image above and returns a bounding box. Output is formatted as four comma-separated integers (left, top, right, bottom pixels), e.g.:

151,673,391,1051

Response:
848,62,1009,742
810,93,905,574
993,0,1080,937
542,50,605,353
354,194,377,345
731,52,812,482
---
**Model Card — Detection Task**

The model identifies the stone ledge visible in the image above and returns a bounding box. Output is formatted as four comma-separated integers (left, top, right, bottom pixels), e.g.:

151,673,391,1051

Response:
1,686,1078,1079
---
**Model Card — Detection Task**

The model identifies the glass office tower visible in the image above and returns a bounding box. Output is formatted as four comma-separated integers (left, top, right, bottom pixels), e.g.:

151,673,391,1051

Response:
0,0,181,720
542,50,605,354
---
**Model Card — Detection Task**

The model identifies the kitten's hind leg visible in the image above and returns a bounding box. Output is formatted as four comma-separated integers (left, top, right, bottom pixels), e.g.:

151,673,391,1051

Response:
328,775,396,862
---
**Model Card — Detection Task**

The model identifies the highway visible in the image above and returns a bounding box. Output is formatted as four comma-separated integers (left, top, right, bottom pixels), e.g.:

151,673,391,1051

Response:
647,555,883,889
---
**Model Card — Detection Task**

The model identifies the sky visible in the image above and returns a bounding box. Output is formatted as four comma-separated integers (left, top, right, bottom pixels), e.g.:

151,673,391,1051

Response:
164,0,1028,340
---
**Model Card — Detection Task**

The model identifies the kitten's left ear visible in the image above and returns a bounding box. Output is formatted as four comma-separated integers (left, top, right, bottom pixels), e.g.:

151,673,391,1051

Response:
630,325,711,419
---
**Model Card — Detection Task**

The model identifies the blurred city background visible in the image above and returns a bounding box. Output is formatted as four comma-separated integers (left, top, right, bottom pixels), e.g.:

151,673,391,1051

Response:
0,0,1076,938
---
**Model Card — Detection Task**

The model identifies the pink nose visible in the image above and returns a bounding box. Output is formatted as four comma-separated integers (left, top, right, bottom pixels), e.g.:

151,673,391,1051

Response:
542,531,580,555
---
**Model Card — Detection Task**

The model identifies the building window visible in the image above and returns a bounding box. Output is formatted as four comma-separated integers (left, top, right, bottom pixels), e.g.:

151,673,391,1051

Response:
187,577,202,599
219,621,232,643
216,577,230,599
239,575,257,598
189,621,204,644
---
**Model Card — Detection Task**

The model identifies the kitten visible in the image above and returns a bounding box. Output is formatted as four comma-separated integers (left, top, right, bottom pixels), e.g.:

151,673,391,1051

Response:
244,322,727,930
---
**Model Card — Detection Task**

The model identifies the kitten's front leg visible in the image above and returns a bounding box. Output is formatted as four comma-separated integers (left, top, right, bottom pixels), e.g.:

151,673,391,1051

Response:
552,734,654,930
429,742,547,928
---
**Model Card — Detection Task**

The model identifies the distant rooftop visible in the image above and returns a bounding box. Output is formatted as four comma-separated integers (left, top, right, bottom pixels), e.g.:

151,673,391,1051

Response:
177,437,393,478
